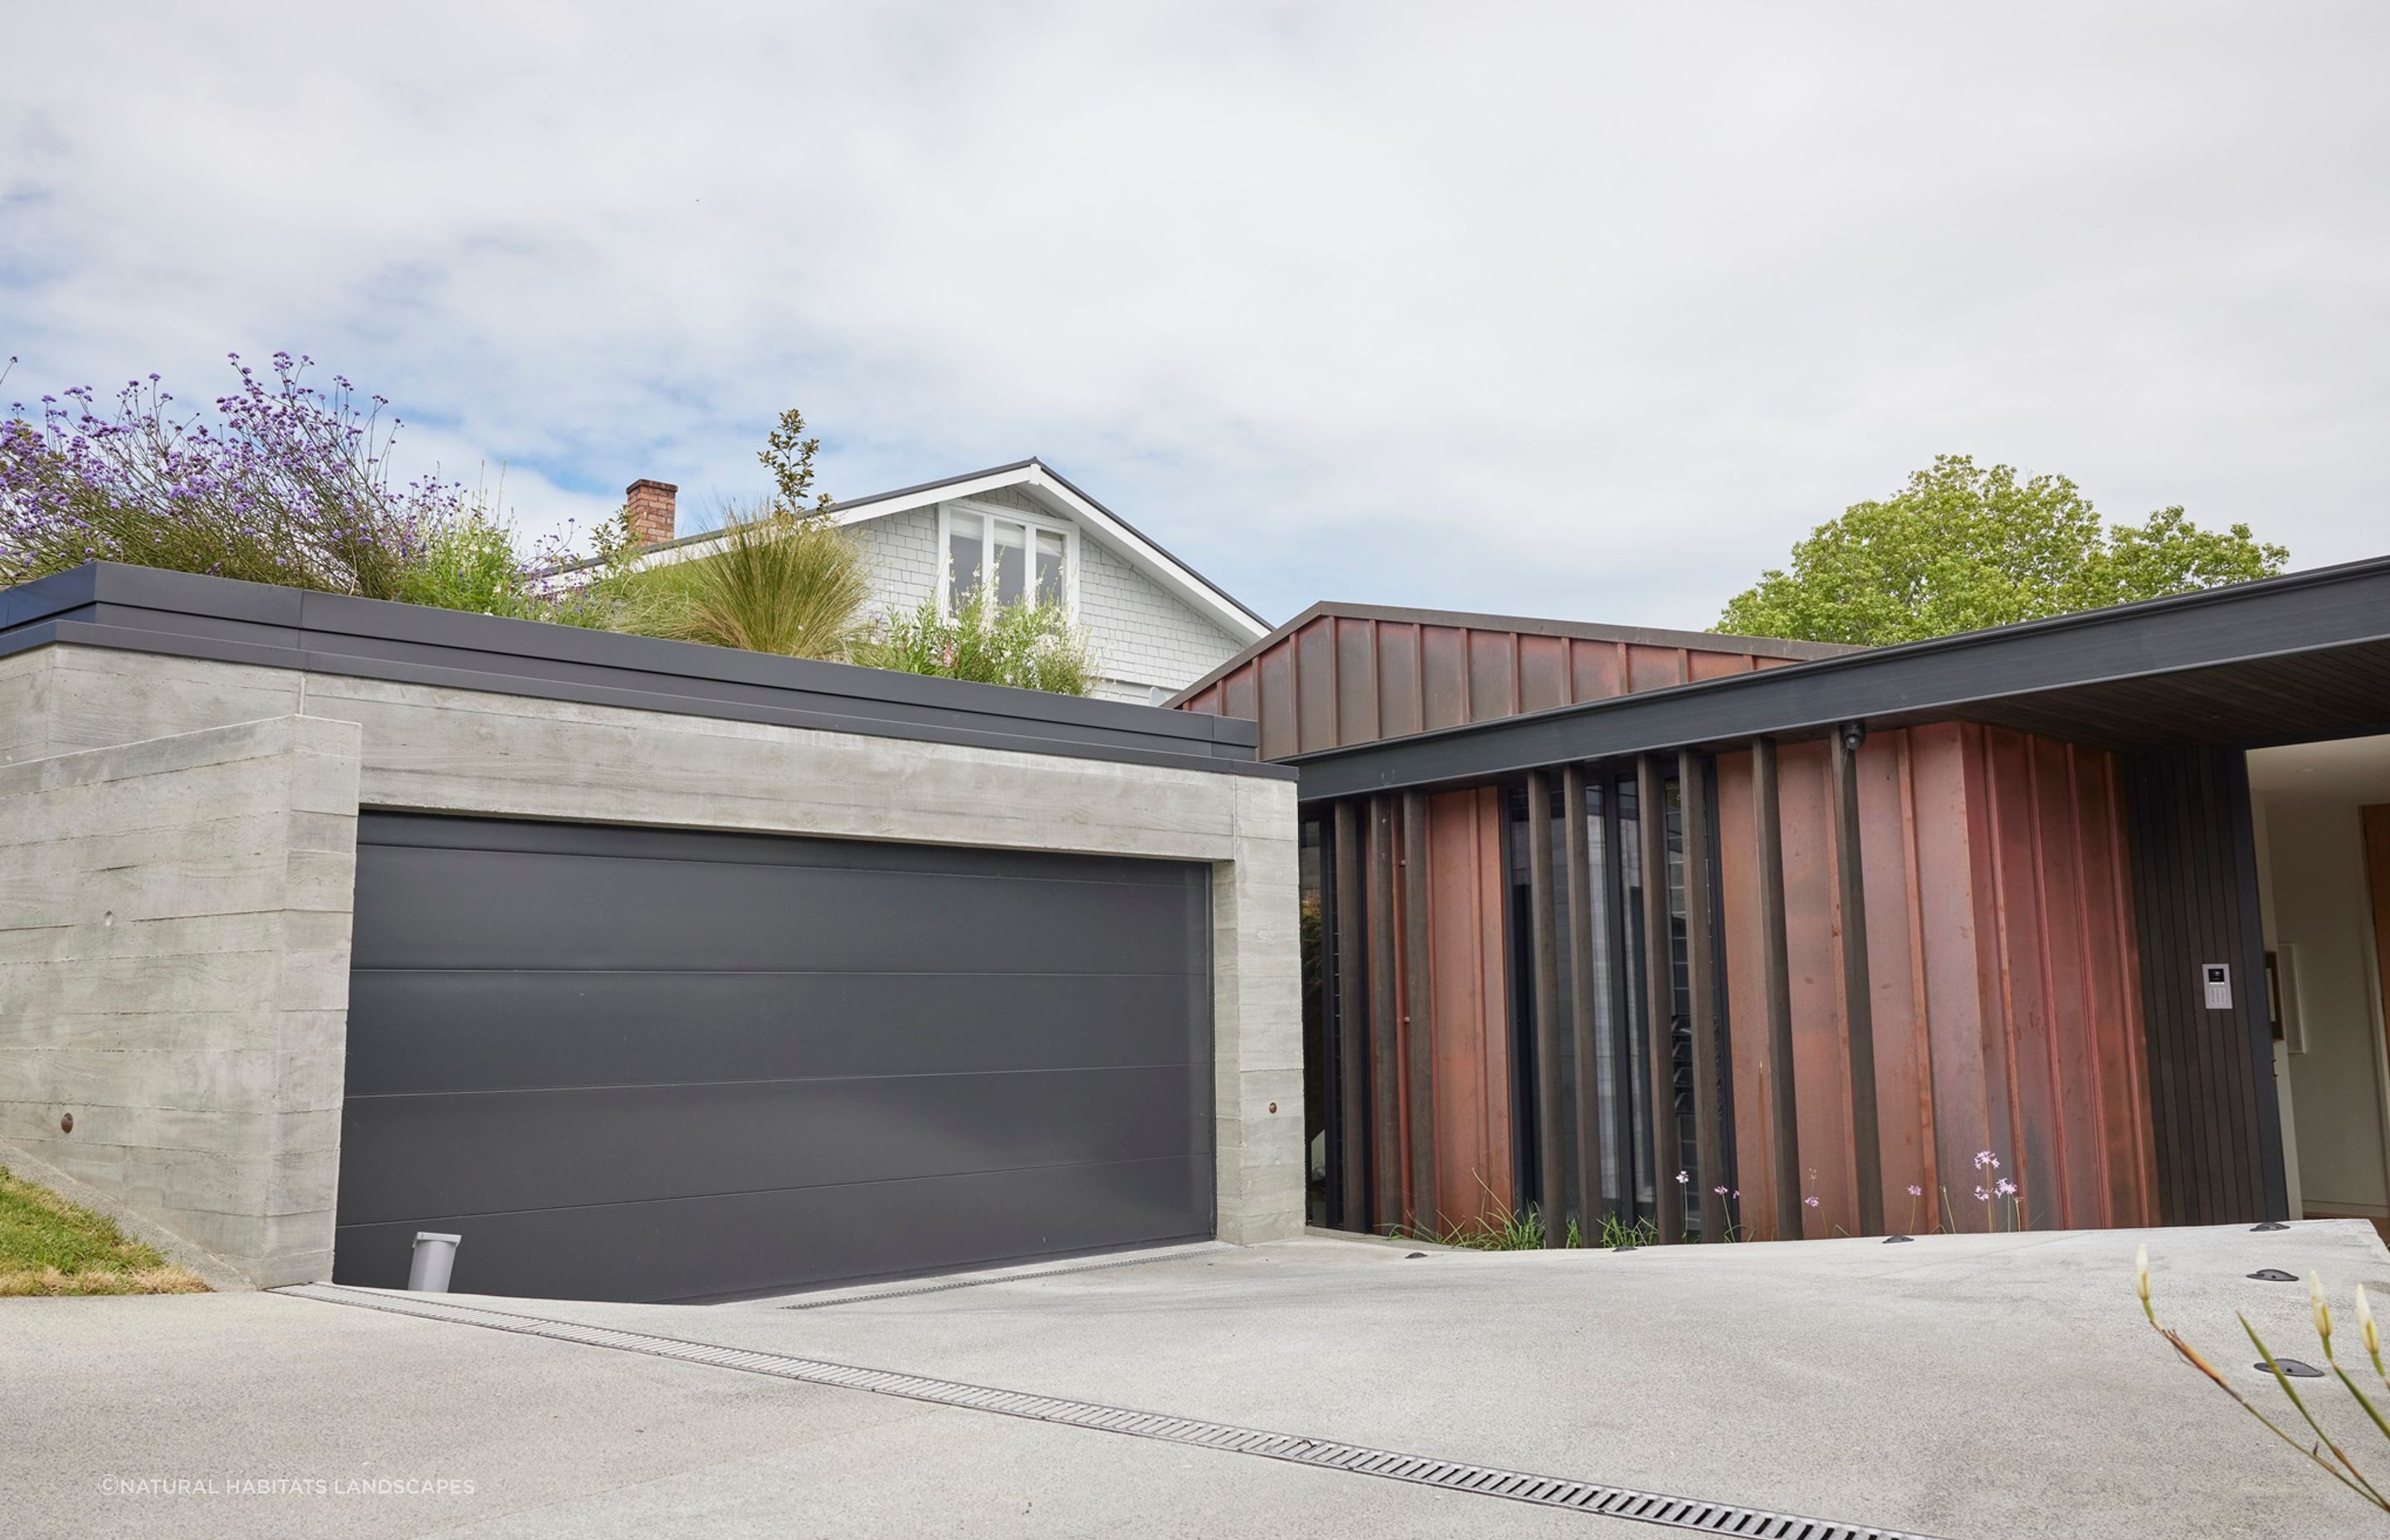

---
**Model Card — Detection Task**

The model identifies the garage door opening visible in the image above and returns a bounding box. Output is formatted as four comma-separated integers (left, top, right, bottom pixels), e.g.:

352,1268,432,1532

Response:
332,814,1214,1303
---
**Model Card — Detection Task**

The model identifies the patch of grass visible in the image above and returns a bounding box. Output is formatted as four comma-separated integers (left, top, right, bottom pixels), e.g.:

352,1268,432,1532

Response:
1394,1207,1588,1251
0,1165,207,1297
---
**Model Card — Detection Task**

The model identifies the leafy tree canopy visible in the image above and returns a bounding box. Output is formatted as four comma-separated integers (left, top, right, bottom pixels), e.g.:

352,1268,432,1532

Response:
1715,455,2289,646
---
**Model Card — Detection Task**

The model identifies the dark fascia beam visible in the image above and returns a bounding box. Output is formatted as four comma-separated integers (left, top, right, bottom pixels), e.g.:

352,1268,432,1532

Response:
1285,555,2390,802
0,563,1284,780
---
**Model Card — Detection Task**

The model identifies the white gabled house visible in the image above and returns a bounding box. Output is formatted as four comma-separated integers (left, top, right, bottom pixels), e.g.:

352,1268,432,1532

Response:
619,460,1268,704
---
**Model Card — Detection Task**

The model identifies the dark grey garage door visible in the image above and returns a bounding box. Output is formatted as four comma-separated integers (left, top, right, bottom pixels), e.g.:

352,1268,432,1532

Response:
334,813,1212,1302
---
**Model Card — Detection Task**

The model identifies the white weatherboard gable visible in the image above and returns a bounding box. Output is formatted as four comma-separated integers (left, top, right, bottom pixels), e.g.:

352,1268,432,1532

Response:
819,461,1266,646
636,460,1264,704
826,465,1261,703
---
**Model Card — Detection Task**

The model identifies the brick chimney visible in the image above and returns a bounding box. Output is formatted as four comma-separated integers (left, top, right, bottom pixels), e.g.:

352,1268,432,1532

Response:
625,480,677,547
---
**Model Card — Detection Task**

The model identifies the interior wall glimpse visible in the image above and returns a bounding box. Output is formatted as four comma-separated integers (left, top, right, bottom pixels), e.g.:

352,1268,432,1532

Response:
2256,792,2390,1217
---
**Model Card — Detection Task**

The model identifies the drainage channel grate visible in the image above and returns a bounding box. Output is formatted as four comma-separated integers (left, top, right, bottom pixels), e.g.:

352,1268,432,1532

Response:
280,1284,1940,1540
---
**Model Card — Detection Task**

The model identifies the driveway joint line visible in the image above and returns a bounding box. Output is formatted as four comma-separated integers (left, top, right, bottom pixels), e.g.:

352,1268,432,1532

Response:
772,1242,1227,1309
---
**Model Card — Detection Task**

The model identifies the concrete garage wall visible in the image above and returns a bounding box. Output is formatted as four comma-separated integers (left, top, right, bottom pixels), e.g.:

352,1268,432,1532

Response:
0,714,362,1286
0,637,1305,1265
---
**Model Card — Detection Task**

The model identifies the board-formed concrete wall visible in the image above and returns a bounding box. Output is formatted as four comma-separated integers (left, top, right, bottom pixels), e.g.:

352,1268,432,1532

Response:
0,639,1305,1274
0,713,362,1286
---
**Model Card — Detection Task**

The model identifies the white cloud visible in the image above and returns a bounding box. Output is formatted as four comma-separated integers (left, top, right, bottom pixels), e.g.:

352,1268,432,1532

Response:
4,1,2383,625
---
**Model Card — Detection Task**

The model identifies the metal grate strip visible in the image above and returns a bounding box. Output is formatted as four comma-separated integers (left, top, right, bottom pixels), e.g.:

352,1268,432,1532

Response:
278,1284,1942,1539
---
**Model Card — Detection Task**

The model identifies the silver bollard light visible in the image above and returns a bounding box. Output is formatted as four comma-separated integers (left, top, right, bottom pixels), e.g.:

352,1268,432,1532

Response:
407,1231,462,1293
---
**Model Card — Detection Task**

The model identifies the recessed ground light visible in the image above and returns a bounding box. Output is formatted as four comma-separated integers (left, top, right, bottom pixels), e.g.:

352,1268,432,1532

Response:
2257,1358,2325,1378
1405,1251,1426,1259
2251,1221,2290,1231
2248,1268,2299,1282
1883,1235,1914,1244
1612,1245,1638,1254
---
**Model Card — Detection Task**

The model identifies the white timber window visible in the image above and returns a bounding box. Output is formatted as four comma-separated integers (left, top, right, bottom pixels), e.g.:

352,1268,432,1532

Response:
939,501,1078,618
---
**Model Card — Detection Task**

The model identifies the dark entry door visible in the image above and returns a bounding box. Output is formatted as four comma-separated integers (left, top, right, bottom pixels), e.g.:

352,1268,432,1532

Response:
334,813,1212,1302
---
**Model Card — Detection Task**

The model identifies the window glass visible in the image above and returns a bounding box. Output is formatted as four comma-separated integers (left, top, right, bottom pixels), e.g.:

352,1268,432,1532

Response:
1035,529,1067,606
992,519,1027,607
946,512,983,612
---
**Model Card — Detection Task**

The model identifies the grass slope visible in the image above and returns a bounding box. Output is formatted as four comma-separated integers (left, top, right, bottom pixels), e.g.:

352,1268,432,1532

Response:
0,1164,208,1296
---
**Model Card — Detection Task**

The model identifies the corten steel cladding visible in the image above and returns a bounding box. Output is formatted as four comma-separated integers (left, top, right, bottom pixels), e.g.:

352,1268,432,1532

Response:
1713,725,2159,1239
1400,790,1436,1231
1173,608,1827,760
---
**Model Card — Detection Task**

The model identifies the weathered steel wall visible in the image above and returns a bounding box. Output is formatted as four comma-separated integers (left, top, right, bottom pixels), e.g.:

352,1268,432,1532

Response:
1714,724,2158,1239
1363,787,1515,1230
1176,611,1821,761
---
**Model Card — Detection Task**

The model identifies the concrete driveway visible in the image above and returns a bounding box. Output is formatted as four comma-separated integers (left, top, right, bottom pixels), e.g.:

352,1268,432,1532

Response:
8,1221,2388,1538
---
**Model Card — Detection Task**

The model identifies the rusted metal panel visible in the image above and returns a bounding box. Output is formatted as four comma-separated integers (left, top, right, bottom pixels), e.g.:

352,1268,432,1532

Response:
1714,750,1777,1226
1336,617,1379,748
1861,731,1936,1233
1519,636,1571,714
1983,727,2063,1229
2032,738,2105,1228
1402,790,1436,1228
1421,626,1471,732
1829,728,1885,1235
1752,738,1807,1241
1256,644,1299,762
1714,720,2158,1240
2073,750,2146,1224
1905,724,1992,1205
1221,665,1257,725
1680,748,1729,1240
1426,787,1514,1222
1468,631,1518,723
1378,623,1423,741
1772,738,1845,1236
1176,607,1829,757
1297,619,1339,756
1627,644,1685,694
1572,640,1626,701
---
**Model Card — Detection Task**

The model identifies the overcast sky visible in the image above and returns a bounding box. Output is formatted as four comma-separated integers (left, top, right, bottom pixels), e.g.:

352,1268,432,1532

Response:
5,3,2383,626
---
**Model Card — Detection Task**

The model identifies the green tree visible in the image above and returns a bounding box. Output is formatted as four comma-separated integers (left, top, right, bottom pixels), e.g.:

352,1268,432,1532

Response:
1716,455,2288,646
758,406,836,513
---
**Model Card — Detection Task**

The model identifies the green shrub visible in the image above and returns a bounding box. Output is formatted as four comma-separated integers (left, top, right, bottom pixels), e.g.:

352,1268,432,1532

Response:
864,583,1098,695
391,508,547,618
609,501,873,660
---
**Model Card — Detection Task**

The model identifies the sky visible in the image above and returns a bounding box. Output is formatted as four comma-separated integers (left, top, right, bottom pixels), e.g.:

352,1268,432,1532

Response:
4,2,2383,628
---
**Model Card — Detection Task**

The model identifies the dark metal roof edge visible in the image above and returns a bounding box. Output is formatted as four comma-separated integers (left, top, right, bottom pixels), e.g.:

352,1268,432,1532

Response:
1283,553,2390,797
1163,599,1854,707
0,563,1285,779
1024,461,1271,631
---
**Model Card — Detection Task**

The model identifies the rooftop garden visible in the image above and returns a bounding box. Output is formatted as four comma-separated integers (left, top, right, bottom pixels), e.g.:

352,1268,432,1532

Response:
0,356,1096,694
